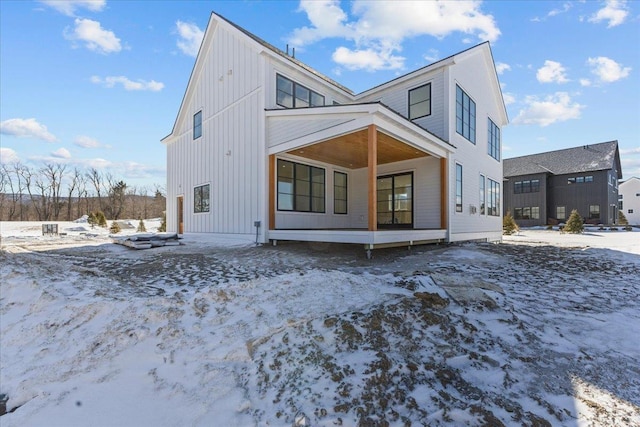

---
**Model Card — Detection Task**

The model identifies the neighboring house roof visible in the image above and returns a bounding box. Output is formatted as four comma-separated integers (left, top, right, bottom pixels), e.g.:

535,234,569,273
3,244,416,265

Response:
504,140,622,178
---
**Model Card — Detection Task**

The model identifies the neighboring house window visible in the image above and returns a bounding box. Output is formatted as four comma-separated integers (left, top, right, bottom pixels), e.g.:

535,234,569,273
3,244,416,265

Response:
408,83,431,120
456,85,476,143
629,209,634,214
334,171,347,214
194,184,210,213
277,159,325,213
514,207,540,220
456,163,463,212
585,176,593,182
589,205,600,219
514,179,539,194
479,174,485,215
576,176,584,183
568,177,576,184
193,110,202,139
557,206,566,220
276,74,324,108
488,178,500,216
488,118,500,161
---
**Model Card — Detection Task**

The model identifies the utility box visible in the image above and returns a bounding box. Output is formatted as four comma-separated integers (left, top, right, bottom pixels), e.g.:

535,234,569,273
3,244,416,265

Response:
42,224,58,236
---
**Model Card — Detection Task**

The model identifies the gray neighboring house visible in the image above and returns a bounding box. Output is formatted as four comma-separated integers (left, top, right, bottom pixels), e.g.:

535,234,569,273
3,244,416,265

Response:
503,141,622,226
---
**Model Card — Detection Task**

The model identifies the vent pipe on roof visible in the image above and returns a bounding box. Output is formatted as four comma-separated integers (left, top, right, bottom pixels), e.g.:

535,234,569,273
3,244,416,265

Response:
292,47,295,58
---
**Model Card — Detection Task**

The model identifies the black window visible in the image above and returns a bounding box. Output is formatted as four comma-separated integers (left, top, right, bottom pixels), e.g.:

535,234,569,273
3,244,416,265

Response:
193,110,202,139
456,85,476,143
408,83,431,120
276,74,324,109
456,163,463,213
514,181,522,194
488,178,500,216
589,205,600,219
488,118,500,160
557,206,566,220
568,177,576,184
585,176,593,182
334,171,347,214
479,174,485,215
194,184,209,213
531,179,540,192
277,159,325,213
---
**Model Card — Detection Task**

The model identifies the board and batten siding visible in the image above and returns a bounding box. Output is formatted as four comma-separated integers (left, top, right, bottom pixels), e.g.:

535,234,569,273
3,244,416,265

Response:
267,116,361,150
166,22,265,235
358,70,446,140
446,51,504,241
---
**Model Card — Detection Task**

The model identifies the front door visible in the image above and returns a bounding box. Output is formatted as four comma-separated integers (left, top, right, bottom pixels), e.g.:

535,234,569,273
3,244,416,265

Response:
377,172,413,229
177,196,184,234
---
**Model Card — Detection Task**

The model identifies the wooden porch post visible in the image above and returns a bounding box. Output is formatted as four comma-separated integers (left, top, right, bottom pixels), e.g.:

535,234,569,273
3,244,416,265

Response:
269,154,276,230
368,124,378,231
440,156,447,229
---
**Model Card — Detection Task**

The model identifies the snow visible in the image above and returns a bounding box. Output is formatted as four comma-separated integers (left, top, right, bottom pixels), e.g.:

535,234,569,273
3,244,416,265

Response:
1,224,639,426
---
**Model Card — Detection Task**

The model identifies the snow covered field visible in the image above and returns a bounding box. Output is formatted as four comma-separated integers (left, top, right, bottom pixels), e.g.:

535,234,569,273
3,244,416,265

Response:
1,222,639,426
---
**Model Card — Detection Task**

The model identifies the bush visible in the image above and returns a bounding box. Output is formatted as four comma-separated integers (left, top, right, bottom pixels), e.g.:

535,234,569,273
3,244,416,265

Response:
503,211,519,235
109,221,122,234
137,218,147,233
563,209,584,234
95,211,107,228
87,212,97,229
158,212,167,232
618,210,629,226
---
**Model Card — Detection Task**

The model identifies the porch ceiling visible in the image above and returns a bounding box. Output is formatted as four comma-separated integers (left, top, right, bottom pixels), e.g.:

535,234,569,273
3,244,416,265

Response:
286,129,429,170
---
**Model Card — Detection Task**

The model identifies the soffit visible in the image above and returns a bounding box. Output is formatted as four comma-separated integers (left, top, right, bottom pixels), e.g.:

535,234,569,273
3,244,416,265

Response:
287,129,429,170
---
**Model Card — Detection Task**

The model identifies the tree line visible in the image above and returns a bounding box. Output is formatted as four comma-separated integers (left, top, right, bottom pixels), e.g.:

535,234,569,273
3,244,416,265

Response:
0,162,166,222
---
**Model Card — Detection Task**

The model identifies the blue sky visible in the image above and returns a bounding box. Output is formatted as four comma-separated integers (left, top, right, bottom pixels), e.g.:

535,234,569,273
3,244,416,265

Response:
1,0,638,189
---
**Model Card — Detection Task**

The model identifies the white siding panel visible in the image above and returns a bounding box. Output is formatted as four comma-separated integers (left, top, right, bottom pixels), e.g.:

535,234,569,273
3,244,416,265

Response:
447,50,503,239
166,24,265,234
358,70,446,140
267,117,359,148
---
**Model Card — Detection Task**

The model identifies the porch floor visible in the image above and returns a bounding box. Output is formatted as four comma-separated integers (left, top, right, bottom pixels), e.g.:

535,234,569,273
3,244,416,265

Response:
267,228,447,249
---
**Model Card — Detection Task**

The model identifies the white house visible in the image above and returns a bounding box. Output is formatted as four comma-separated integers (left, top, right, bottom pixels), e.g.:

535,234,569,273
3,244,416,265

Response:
619,177,640,225
162,12,508,255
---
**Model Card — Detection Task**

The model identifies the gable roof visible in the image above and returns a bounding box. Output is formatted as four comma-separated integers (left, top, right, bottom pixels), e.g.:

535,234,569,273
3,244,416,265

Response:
504,141,622,178
164,11,508,142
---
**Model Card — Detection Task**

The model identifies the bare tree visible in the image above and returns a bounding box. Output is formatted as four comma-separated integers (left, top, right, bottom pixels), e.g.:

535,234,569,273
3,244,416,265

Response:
106,173,127,220
42,163,66,220
87,168,104,212
66,167,81,221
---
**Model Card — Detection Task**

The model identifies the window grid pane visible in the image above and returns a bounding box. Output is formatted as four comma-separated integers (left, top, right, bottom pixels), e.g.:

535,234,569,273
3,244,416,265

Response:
456,85,476,144
334,172,347,214
277,159,325,213
409,83,431,120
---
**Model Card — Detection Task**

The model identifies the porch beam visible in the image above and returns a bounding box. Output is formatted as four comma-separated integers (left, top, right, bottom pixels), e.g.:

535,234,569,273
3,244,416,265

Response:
440,157,447,229
269,154,275,230
368,124,377,231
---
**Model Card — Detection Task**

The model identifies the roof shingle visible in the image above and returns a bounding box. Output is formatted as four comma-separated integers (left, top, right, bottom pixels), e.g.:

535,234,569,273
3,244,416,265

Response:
504,141,619,178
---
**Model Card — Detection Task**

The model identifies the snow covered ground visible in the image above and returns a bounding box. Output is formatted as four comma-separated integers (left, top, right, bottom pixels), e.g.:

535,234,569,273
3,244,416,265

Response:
1,222,639,426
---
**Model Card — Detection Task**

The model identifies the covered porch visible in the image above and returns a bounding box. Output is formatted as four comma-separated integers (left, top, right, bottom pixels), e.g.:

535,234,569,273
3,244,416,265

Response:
265,103,454,254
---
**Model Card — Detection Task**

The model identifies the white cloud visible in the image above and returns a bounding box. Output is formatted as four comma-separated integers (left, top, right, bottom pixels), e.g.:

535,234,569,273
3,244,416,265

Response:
536,60,569,84
502,92,516,105
495,62,511,75
39,0,106,16
74,135,102,148
289,0,500,71
580,78,592,87
0,118,57,142
175,21,204,57
424,49,439,63
513,92,584,127
90,75,164,91
51,148,72,159
588,0,629,27
620,147,640,155
0,147,19,164
65,18,121,54
548,2,572,17
332,46,404,72
587,56,631,83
